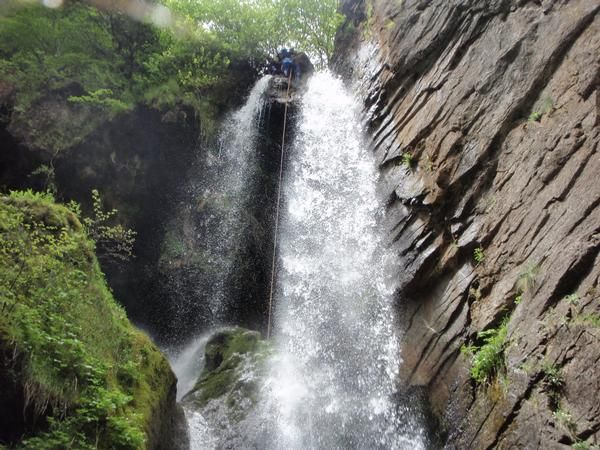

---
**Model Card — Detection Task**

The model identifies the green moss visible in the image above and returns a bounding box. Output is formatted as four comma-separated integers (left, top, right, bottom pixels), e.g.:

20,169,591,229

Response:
473,246,485,265
401,152,414,169
0,190,174,449
204,328,263,365
158,226,186,264
186,328,271,414
194,354,244,407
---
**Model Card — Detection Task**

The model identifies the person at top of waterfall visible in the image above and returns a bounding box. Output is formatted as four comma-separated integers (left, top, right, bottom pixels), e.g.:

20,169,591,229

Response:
278,47,296,79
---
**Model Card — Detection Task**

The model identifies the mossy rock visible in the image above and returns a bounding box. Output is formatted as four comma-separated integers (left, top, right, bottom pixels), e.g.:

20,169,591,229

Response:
203,327,263,372
0,190,179,449
183,328,272,419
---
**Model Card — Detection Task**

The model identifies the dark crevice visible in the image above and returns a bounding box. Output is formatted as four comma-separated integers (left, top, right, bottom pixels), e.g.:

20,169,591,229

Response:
567,194,600,236
539,241,600,316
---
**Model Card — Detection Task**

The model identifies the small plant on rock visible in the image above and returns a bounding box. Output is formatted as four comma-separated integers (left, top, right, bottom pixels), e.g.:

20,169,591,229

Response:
572,440,591,450
553,407,577,435
401,152,414,169
541,362,564,410
468,285,482,302
577,313,600,328
83,189,137,263
528,111,542,122
564,293,580,306
527,97,553,123
462,318,509,385
473,247,485,265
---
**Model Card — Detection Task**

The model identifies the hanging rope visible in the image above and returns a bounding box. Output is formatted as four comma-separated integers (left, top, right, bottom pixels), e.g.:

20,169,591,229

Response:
267,73,292,339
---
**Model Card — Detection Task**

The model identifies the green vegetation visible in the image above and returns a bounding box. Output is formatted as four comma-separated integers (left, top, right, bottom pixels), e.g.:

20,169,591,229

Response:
401,152,414,169
473,246,485,264
528,111,542,122
541,362,564,410
553,404,596,449
0,0,341,105
362,0,375,39
572,440,593,450
80,189,136,263
0,1,145,150
527,98,553,123
564,293,580,305
0,0,343,150
553,407,577,435
461,318,509,385
0,190,173,448
577,313,600,328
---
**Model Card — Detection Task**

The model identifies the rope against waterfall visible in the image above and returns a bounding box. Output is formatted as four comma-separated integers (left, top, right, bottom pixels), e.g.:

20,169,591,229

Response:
267,73,292,339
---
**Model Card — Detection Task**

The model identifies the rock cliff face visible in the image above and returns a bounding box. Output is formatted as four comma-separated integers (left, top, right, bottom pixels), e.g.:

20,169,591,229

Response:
334,0,600,447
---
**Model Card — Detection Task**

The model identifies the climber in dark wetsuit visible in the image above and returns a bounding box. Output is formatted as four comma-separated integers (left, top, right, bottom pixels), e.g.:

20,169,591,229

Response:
271,48,313,83
278,48,296,79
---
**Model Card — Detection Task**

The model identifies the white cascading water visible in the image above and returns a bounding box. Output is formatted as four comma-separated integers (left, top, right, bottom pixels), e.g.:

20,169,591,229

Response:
172,72,427,449
193,75,272,321
258,72,426,449
166,77,273,447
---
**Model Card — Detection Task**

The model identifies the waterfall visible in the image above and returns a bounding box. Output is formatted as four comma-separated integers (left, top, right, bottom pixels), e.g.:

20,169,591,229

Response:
260,72,425,449
196,74,272,322
168,76,274,448
173,72,427,449
161,75,273,340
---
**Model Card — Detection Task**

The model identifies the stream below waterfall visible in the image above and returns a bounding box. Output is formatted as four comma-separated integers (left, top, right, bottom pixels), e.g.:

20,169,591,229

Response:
168,72,427,449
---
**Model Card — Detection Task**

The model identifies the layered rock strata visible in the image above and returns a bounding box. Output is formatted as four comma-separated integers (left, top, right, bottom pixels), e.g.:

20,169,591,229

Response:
335,0,600,447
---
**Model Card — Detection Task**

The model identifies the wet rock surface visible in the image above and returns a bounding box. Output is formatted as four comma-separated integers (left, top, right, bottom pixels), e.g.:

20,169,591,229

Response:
181,328,272,447
152,78,301,345
335,0,600,447
183,328,271,410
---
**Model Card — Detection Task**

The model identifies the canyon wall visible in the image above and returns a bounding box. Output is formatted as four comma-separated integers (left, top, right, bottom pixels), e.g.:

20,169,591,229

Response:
334,0,600,447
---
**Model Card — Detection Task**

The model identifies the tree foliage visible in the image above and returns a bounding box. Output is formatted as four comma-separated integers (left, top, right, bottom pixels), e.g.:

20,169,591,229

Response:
0,0,343,142
79,189,137,263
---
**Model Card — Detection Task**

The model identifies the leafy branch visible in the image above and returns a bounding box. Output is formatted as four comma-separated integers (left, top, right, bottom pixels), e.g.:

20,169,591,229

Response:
80,189,136,263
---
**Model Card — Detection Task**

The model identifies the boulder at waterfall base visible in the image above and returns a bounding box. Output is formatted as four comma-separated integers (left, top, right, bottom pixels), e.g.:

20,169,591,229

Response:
183,327,272,421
